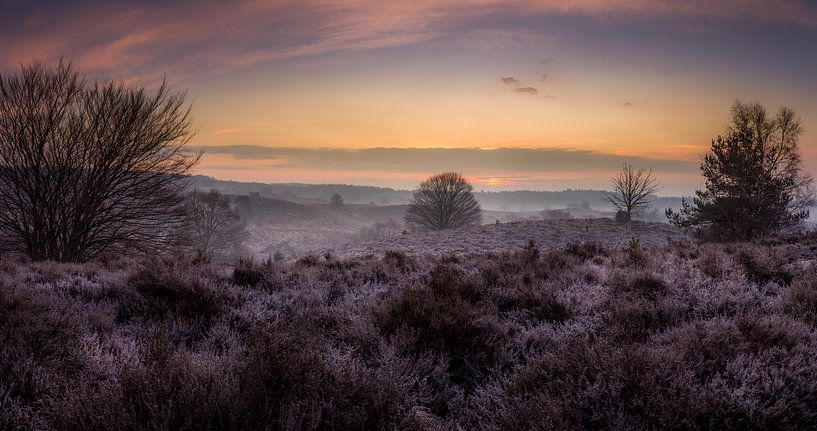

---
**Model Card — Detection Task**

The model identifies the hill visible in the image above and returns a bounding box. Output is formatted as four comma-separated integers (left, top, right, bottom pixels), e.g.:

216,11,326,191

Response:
327,219,689,258
235,196,411,256
226,194,625,258
190,175,684,212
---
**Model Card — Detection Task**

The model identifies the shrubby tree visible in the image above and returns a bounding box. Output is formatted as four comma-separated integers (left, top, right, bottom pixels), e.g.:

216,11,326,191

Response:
330,193,344,207
0,60,199,261
405,172,482,230
604,163,660,224
189,189,248,260
667,101,814,240
615,209,630,223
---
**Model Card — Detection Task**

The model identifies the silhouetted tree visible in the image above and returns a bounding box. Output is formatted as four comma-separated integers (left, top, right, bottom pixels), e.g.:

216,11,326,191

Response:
0,60,199,261
330,193,344,207
189,190,248,260
405,172,482,230
604,163,661,224
667,101,814,240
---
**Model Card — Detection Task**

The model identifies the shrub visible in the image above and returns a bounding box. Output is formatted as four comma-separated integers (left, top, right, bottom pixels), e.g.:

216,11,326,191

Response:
518,240,540,265
494,285,571,323
296,254,320,267
734,247,792,286
623,237,646,266
564,241,607,261
783,276,817,326
612,271,667,300
696,246,728,279
130,266,223,319
232,256,266,287
375,264,508,393
0,283,84,409
382,250,415,271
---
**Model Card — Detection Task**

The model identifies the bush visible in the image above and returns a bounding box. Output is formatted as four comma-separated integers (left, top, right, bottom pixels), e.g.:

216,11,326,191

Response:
130,265,224,319
783,276,817,326
696,246,728,279
494,285,571,323
232,256,267,287
734,247,793,286
564,241,608,261
612,271,667,300
375,264,508,393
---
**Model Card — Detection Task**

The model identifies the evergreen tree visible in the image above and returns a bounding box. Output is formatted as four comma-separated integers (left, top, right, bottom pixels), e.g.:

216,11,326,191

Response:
667,101,813,240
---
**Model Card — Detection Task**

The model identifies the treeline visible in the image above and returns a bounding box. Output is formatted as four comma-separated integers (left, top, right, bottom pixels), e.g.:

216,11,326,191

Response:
192,176,685,212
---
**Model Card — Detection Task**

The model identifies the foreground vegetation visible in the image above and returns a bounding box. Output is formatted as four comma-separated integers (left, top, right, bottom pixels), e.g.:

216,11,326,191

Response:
3,234,817,430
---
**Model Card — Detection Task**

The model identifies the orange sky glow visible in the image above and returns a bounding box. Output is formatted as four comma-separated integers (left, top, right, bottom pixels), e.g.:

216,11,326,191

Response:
2,0,816,194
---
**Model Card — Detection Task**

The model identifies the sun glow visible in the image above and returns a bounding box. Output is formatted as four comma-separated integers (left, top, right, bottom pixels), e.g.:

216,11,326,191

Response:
479,177,515,186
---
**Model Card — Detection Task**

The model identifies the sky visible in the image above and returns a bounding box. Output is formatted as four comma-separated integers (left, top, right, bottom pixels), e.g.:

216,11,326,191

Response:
2,0,817,194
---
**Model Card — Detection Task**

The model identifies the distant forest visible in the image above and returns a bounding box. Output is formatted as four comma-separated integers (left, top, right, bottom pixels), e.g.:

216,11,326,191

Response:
190,175,684,212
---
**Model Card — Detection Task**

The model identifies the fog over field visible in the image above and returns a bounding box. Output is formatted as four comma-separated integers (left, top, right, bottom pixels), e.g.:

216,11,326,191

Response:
189,175,684,258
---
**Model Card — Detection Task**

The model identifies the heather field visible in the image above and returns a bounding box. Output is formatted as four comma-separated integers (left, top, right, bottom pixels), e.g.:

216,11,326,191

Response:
328,219,688,258
3,233,817,430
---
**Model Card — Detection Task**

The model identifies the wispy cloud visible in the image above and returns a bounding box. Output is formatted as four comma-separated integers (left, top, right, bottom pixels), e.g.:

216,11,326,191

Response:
513,87,539,95
211,128,241,135
501,76,540,96
3,0,815,81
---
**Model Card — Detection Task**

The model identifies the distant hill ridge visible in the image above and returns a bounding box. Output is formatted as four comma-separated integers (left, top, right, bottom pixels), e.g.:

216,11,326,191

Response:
190,175,684,212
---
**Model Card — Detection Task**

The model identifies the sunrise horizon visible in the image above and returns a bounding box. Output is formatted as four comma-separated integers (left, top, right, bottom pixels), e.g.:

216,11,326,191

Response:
6,3,817,427
4,0,816,195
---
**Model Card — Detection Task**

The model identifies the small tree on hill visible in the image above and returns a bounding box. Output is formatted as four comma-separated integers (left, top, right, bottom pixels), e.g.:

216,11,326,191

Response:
604,163,661,224
189,190,248,260
405,172,482,230
667,101,814,240
330,193,344,207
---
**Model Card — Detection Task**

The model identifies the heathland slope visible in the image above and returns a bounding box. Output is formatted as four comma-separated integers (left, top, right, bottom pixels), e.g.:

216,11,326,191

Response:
328,218,688,257
2,236,817,429
235,195,582,258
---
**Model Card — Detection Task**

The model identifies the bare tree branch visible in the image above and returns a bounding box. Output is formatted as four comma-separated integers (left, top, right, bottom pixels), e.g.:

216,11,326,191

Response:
604,163,661,224
188,189,248,260
0,60,199,261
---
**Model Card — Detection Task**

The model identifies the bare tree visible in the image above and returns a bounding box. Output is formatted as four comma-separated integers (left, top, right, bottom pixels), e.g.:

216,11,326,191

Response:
604,163,661,224
405,172,482,230
0,60,199,261
189,189,248,260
